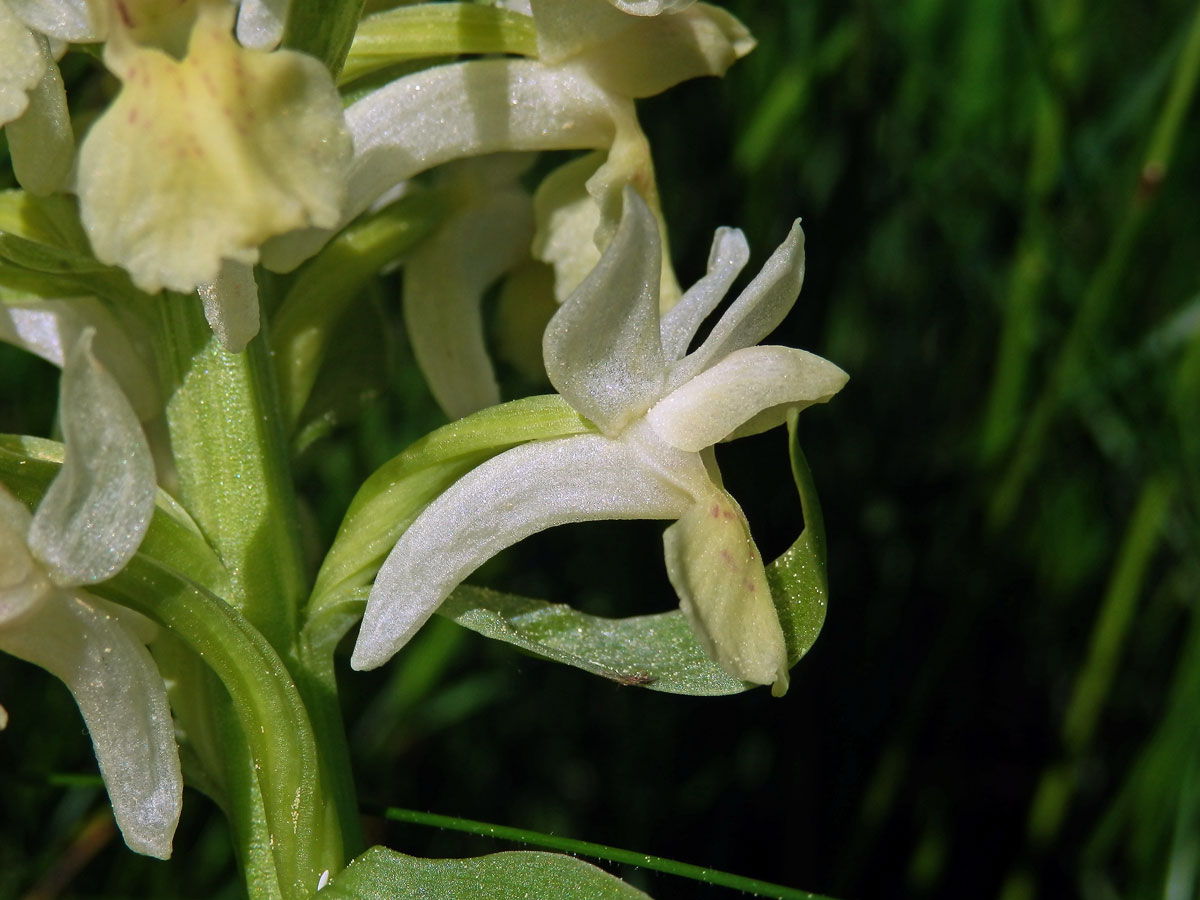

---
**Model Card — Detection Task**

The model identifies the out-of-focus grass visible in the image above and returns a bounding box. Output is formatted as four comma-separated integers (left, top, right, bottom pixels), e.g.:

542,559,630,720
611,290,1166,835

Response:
2,1,1199,898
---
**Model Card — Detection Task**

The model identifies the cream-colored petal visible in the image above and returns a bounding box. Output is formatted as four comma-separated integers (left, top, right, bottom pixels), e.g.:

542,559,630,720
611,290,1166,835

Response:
608,0,695,13
670,220,806,389
352,432,695,670
532,147,681,308
663,486,788,691
532,0,753,98
0,4,42,125
531,152,604,301
7,0,106,42
197,260,260,353
344,58,623,230
530,0,637,63
265,56,660,278
235,0,286,49
543,187,666,435
647,345,848,452
405,187,533,419
27,331,155,587
76,1,351,293
0,589,182,858
6,33,73,195
495,258,557,381
659,226,749,361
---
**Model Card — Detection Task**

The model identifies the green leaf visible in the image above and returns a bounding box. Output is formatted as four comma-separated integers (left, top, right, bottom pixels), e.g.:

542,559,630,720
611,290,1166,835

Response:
441,586,746,695
308,395,592,621
0,190,93,253
340,3,538,85
282,0,365,79
0,190,142,302
769,410,829,667
377,807,843,900
320,847,651,900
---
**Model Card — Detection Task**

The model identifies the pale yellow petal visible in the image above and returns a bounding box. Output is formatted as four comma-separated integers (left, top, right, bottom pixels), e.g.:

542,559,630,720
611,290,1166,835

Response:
76,2,351,293
663,486,788,692
531,0,753,98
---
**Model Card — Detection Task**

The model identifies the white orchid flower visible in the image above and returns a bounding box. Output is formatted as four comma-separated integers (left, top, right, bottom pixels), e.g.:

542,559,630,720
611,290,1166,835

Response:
0,330,182,859
352,189,848,693
263,0,751,289
74,0,351,307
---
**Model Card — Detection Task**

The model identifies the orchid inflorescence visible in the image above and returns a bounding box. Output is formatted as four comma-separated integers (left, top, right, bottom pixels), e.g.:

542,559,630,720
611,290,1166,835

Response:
0,1,845,897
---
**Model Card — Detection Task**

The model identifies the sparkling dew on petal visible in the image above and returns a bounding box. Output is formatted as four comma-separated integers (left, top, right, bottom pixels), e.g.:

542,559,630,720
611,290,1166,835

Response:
76,1,351,294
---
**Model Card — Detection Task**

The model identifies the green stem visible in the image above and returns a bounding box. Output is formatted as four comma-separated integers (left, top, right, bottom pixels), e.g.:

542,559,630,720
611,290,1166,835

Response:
990,1,1200,526
294,595,371,860
149,296,357,896
98,556,342,900
273,190,448,433
378,807,840,900
153,296,307,655
283,0,365,79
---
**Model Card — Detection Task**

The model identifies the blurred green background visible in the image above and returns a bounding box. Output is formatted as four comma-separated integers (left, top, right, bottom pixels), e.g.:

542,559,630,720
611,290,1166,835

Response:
3,1,1200,898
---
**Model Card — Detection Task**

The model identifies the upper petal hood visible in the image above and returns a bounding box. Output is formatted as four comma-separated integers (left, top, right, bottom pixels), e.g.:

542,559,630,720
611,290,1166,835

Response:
542,187,666,434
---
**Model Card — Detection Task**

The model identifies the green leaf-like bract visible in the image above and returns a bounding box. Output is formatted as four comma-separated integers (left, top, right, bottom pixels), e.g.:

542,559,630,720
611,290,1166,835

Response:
319,847,651,900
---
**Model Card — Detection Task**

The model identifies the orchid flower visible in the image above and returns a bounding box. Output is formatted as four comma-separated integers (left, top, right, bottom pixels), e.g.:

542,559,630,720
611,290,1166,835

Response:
73,0,352,312
263,0,751,289
296,0,751,416
352,188,848,693
0,330,181,859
